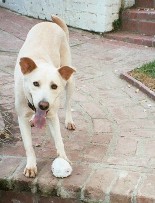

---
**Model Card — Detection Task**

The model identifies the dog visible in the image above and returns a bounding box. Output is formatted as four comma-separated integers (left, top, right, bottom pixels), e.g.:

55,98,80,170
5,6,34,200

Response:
14,16,76,178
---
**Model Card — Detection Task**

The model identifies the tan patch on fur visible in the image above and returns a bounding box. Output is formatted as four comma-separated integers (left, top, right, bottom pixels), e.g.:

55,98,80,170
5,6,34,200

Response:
58,66,75,80
20,57,37,74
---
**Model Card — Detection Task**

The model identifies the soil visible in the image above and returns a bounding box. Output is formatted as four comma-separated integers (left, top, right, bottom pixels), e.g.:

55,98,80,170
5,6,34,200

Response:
129,71,155,92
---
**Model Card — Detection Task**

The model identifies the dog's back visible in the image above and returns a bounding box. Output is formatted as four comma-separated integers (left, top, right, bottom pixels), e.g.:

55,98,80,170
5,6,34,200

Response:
16,16,70,70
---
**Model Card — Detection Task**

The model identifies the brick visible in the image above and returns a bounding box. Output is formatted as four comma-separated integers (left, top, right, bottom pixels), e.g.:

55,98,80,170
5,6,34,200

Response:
38,196,80,203
0,191,34,203
64,140,87,162
110,171,141,203
0,142,25,157
133,37,144,46
137,175,155,203
0,30,23,52
80,102,106,118
138,21,155,36
118,120,155,131
11,160,37,192
119,129,155,139
143,37,154,47
69,133,91,143
84,168,118,201
137,10,155,21
0,112,5,132
93,119,112,133
109,106,129,121
91,133,112,145
122,9,138,20
82,144,107,162
122,19,138,32
0,190,80,203
0,157,21,179
104,31,154,47
143,141,155,157
136,0,154,8
114,137,137,156
105,156,148,168
61,164,91,198
37,160,59,196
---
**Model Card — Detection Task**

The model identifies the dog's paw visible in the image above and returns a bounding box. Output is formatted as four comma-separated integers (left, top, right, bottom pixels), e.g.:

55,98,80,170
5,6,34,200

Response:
23,166,37,178
65,122,76,130
57,153,71,164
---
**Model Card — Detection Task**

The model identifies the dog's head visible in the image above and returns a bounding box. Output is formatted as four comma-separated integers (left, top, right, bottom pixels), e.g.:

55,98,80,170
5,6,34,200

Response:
19,57,75,111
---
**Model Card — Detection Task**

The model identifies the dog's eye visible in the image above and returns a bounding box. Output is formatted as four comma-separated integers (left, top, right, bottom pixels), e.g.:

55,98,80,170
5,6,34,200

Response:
33,81,40,87
51,84,57,89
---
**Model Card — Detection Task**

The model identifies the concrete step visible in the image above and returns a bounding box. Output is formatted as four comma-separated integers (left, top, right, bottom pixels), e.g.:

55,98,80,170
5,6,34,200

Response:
122,9,155,36
104,31,155,47
135,0,155,8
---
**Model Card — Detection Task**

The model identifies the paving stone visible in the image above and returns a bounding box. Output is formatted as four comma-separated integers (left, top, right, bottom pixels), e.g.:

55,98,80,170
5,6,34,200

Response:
0,191,34,203
36,160,59,196
137,175,155,203
84,168,118,201
143,141,155,157
61,164,92,198
82,144,108,162
110,171,141,203
93,119,112,133
0,112,5,131
114,137,138,156
0,157,21,179
0,30,23,52
91,133,112,145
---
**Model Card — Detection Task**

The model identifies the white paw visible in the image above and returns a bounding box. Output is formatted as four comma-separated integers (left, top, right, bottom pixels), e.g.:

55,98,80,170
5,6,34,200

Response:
65,121,76,130
23,165,37,178
51,157,72,178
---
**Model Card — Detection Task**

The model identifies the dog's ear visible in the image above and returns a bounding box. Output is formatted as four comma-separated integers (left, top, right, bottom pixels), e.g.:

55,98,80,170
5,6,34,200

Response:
58,66,76,80
19,57,37,74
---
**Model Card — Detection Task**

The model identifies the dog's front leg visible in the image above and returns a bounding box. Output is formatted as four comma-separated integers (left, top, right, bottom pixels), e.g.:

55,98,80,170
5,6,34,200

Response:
18,116,37,178
65,76,76,130
47,114,69,162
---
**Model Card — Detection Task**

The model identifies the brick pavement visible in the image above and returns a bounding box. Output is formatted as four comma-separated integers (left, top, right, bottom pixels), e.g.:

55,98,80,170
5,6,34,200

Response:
0,7,155,203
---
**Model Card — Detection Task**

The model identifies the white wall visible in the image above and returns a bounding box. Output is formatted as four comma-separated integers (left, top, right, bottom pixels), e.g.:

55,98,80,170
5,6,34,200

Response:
122,0,135,8
0,0,122,33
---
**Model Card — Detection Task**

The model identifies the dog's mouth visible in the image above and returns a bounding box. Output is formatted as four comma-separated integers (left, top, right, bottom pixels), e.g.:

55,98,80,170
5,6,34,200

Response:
31,108,48,129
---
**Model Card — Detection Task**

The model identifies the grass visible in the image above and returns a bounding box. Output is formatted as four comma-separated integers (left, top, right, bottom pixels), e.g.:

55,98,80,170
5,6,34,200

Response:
129,60,155,92
133,60,155,78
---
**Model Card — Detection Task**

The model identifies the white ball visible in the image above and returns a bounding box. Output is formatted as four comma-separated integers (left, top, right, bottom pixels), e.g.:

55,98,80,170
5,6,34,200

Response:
51,157,72,178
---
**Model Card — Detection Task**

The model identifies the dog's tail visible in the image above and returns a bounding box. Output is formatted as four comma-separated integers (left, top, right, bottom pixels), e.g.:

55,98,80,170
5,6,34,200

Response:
52,15,69,41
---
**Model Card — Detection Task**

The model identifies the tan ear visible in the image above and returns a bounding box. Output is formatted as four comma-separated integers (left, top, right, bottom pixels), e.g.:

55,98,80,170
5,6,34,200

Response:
19,57,37,74
58,66,76,80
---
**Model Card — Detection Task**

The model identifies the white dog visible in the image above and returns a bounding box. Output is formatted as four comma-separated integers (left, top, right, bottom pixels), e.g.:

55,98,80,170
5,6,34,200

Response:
14,16,76,178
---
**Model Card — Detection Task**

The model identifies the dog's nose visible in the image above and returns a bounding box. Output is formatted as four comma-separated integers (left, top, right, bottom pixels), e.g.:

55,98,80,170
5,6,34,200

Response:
39,101,49,110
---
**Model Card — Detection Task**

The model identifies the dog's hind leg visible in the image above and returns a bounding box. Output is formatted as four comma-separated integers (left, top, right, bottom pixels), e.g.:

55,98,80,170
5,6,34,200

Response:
65,76,76,130
18,116,37,178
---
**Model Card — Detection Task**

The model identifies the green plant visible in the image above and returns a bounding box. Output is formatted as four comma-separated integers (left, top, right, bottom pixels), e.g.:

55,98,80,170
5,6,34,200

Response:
134,60,155,78
112,8,123,31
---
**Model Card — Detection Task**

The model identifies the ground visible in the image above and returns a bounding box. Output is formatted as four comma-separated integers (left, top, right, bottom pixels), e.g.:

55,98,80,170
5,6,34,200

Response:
0,7,155,203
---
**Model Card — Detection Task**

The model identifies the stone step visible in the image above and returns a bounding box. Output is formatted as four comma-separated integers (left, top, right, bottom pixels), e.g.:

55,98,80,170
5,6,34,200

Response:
122,8,155,21
104,31,155,47
122,9,155,36
135,0,155,8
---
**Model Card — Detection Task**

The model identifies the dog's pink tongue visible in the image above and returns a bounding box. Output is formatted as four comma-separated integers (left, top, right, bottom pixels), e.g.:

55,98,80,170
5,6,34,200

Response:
33,109,46,129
